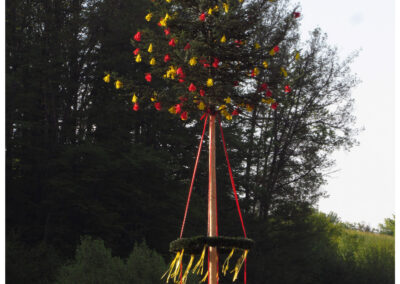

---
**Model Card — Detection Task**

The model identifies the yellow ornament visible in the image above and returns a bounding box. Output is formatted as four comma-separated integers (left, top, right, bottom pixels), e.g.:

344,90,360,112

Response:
145,13,152,22
198,101,206,110
165,13,171,20
166,0,172,2
220,35,227,43
224,97,231,104
262,61,268,68
246,104,253,112
225,114,232,120
223,3,229,13
219,104,227,110
132,94,138,103
280,67,288,77
262,98,275,104
295,52,300,61
136,54,142,63
168,106,176,114
159,18,167,27
207,78,214,87
150,92,158,102
208,8,213,15
255,43,261,49
148,43,153,53
269,49,276,56
166,66,177,79
103,74,110,83
150,58,156,65
253,67,260,76
213,5,219,12
189,57,198,66
115,80,123,89
239,0,244,2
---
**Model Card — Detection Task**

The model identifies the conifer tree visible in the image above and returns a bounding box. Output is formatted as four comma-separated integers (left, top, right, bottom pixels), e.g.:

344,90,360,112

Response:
104,0,300,121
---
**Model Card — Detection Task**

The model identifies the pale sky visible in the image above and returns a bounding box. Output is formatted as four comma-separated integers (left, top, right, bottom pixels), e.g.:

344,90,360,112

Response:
298,0,395,228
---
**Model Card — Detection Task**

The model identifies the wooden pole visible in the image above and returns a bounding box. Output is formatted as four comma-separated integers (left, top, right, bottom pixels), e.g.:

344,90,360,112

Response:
208,114,218,284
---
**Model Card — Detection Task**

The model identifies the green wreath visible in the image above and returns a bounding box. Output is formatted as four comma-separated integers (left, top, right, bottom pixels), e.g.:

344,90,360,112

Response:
169,236,255,254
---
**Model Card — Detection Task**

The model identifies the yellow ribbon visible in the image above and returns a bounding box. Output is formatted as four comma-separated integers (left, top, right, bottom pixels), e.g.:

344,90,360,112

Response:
181,255,195,284
222,248,235,276
192,246,206,275
171,249,184,283
231,250,248,282
161,251,180,282
200,271,209,283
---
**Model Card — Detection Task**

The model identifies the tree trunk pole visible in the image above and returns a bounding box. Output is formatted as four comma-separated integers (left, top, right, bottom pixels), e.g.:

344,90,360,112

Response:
208,114,218,284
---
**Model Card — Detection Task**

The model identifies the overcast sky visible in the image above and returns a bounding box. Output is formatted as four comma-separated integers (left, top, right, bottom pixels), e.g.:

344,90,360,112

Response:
297,0,395,228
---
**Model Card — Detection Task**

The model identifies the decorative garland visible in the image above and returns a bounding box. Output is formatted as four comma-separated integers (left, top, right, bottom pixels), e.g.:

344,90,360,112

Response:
163,236,255,283
170,236,254,254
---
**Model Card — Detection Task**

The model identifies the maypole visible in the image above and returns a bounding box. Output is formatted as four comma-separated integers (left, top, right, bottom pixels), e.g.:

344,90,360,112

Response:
208,114,218,284
103,0,302,282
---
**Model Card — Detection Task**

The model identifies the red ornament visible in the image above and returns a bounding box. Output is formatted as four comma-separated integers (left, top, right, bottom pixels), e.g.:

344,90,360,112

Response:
251,70,256,77
169,38,176,47
199,89,206,96
175,104,182,114
271,102,278,110
188,83,197,92
179,78,185,83
134,32,141,42
293,12,301,18
145,73,152,82
260,83,268,91
273,46,280,52
184,43,191,51
212,58,220,68
232,108,240,116
179,96,188,102
164,54,171,62
266,89,272,97
133,103,139,111
154,102,162,111
164,28,171,36
176,67,184,76
203,63,210,68
199,13,206,21
133,48,140,55
233,81,239,86
284,85,291,93
180,111,188,121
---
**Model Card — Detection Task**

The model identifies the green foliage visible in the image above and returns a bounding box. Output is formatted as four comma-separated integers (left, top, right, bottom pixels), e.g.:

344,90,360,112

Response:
126,242,167,284
116,0,297,116
55,236,167,284
6,232,62,284
7,0,391,283
379,215,395,236
337,230,394,284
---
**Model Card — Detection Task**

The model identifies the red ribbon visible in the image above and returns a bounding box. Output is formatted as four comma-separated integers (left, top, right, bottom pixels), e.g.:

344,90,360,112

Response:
179,116,209,238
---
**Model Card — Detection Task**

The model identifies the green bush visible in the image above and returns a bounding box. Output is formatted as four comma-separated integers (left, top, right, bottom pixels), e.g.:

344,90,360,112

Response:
126,242,166,284
338,230,394,284
55,236,176,284
6,233,61,284
55,236,127,284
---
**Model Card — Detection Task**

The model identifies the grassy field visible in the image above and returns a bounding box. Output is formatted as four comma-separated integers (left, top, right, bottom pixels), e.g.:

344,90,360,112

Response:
337,229,394,284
